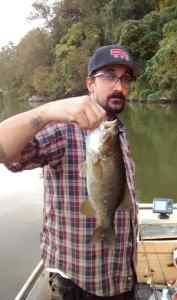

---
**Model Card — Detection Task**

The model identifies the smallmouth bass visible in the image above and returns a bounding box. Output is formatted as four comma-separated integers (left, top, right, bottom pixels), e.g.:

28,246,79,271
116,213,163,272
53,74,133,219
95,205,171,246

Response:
80,119,126,246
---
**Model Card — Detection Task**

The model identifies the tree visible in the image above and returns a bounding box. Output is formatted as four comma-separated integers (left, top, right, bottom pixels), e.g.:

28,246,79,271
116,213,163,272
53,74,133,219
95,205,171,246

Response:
132,5,177,100
1,0,177,100
15,28,52,97
0,43,17,91
29,0,51,24
119,20,161,61
32,66,52,96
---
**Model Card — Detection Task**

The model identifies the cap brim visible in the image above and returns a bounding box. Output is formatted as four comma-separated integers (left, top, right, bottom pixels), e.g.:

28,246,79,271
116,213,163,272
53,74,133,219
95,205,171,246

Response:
89,61,141,79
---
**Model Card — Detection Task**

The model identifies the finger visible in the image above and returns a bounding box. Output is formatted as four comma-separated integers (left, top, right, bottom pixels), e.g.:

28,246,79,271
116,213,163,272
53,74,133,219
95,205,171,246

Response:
72,96,102,129
84,105,102,129
91,102,106,122
76,105,103,130
87,103,106,129
89,94,106,120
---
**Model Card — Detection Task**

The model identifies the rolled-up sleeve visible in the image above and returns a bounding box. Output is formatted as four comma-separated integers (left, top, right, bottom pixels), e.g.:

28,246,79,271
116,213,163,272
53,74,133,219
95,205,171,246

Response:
6,123,66,172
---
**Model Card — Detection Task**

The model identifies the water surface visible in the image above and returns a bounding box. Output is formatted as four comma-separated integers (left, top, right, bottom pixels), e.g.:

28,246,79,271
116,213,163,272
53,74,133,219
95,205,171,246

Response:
0,166,43,300
122,103,177,203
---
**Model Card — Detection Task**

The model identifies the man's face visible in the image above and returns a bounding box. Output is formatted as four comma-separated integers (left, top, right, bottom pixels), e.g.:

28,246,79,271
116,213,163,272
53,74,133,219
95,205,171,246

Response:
86,64,132,118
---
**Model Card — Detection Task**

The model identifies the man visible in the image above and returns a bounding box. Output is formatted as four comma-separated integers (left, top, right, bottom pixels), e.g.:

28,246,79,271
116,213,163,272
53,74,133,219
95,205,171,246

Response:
1,44,138,300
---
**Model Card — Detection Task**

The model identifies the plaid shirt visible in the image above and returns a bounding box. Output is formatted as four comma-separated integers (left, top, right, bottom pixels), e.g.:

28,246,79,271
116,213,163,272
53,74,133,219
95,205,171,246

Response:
7,120,138,296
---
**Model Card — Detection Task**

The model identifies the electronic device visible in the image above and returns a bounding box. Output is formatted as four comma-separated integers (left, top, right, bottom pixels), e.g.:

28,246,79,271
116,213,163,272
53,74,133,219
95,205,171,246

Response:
153,198,173,219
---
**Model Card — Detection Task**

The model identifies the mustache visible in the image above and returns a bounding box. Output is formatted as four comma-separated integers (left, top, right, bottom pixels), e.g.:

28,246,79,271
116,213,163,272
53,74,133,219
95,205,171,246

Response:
107,92,126,101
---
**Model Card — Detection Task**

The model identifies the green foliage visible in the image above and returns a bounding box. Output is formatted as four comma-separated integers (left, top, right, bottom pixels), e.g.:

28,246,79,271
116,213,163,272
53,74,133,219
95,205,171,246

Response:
101,0,157,43
159,4,177,25
119,20,161,61
101,0,156,22
16,28,51,75
158,0,177,9
133,33,177,99
54,44,89,97
0,43,17,91
143,11,161,32
0,0,177,100
163,19,177,36
56,23,84,50
14,28,52,98
132,3,177,100
32,66,52,96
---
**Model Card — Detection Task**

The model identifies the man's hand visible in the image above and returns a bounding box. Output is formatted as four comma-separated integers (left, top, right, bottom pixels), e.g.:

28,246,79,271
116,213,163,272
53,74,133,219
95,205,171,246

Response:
0,95,106,162
39,95,106,130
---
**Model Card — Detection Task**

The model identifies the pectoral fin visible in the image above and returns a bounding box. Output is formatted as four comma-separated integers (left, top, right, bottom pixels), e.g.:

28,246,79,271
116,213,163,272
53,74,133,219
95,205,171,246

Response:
80,200,96,217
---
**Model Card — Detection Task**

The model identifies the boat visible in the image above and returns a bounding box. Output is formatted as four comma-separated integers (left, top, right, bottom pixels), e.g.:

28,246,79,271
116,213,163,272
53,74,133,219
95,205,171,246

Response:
14,201,177,300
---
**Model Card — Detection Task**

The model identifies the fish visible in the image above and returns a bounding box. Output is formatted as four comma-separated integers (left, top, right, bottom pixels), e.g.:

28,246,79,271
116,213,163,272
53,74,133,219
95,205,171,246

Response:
80,119,126,246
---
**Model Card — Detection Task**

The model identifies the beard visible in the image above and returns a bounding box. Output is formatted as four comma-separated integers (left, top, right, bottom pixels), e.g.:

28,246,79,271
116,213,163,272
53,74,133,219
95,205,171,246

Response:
103,92,126,118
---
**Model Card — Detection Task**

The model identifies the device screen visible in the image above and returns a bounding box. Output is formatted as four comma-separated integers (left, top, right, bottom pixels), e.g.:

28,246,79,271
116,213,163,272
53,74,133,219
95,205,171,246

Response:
154,200,167,212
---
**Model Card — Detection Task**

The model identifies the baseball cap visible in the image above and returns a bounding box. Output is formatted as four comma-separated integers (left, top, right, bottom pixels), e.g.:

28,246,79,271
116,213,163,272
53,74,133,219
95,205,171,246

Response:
88,44,138,78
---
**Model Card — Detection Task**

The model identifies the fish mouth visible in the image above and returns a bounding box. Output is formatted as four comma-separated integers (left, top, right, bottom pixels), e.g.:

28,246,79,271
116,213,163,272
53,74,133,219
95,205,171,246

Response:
103,118,117,128
102,119,118,138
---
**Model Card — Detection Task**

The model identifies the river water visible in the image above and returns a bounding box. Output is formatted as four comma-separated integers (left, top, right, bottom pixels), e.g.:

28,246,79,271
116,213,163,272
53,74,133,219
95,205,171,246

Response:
0,96,177,299
0,167,43,300
121,102,177,203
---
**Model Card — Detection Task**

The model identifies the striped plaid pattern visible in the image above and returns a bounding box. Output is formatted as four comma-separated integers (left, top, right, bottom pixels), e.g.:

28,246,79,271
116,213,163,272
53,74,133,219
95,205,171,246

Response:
7,120,138,297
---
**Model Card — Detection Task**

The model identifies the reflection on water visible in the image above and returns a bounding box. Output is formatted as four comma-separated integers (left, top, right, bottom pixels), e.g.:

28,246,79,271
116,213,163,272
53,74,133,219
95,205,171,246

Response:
0,95,177,205
122,103,177,203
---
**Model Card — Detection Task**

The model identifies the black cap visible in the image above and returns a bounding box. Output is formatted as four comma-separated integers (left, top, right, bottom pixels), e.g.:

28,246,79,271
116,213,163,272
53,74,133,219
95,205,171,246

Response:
88,44,138,78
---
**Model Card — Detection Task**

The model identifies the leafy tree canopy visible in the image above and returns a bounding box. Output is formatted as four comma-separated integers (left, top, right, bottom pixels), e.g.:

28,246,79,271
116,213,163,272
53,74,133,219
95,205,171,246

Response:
0,0,177,101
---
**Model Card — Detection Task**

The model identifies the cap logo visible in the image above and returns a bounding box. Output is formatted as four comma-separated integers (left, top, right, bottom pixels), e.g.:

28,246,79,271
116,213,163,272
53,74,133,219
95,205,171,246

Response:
110,48,129,61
